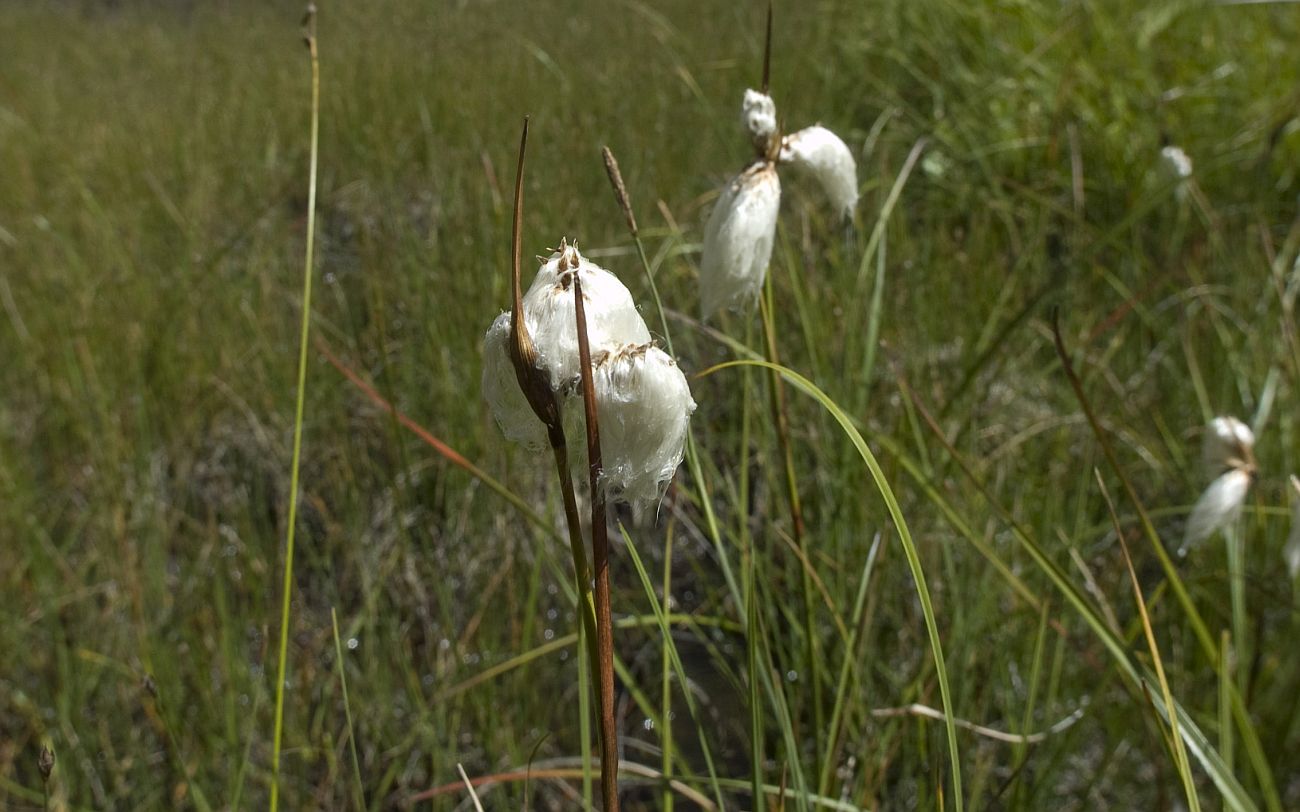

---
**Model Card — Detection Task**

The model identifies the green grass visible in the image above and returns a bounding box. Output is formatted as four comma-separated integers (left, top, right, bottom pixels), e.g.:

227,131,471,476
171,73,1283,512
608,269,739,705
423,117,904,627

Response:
3,0,1300,808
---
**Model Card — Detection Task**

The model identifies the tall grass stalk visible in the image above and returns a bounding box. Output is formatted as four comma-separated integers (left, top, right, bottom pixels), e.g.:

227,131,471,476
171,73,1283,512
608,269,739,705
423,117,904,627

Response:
572,265,620,811
759,277,822,773
1226,522,1249,706
659,525,675,812
269,8,320,808
1096,471,1200,811
330,609,366,811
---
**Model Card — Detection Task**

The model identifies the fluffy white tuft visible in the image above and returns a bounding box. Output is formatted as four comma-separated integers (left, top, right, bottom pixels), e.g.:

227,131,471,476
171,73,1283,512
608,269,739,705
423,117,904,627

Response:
1287,476,1300,580
521,243,651,391
699,161,781,317
482,242,697,508
741,89,777,146
582,343,697,506
1159,145,1193,201
1202,415,1255,475
1159,145,1193,180
481,312,550,450
1180,468,1252,557
780,125,859,219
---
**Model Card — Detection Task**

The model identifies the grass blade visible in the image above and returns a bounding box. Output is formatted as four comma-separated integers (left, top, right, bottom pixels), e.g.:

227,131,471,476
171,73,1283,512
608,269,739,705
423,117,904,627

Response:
330,609,366,811
269,9,321,808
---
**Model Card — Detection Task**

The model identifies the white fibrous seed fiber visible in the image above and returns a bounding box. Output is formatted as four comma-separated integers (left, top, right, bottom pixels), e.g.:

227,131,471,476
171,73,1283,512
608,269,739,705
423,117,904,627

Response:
1180,468,1252,556
585,343,696,506
1159,145,1193,180
700,161,781,316
481,312,550,450
521,243,651,390
780,125,859,219
482,241,695,505
1202,415,1254,474
741,89,777,146
1159,145,1193,201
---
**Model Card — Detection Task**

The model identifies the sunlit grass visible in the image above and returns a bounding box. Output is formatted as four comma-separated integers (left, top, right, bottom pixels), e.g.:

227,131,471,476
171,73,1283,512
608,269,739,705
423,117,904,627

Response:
3,0,1300,808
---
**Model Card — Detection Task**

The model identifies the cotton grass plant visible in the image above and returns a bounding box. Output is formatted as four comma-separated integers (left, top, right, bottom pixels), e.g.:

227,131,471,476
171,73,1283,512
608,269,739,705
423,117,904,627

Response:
481,118,695,810
699,6,858,317
1181,415,1257,556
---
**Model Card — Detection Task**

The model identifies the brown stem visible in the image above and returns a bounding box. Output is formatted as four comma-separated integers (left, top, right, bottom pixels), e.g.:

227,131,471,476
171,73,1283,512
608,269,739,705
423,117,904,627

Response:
551,439,602,678
573,270,620,811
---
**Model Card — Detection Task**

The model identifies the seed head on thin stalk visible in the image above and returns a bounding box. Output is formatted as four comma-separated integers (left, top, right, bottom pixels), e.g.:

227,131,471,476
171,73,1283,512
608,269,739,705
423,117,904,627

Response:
699,2,859,318
602,146,638,238
1181,415,1257,556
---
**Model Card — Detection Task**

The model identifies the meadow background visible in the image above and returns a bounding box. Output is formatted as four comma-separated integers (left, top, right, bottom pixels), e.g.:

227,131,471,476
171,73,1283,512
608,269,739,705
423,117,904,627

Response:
3,0,1300,808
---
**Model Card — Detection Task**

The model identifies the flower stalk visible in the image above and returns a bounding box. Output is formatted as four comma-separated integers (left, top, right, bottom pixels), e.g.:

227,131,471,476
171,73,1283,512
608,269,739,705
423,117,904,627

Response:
573,267,621,811
270,8,319,808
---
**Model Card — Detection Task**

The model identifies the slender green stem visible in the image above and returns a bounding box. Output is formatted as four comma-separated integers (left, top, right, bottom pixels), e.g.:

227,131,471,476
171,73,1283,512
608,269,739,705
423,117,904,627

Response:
1226,522,1248,709
760,282,821,776
270,12,319,810
331,609,366,811
660,526,675,812
747,561,764,809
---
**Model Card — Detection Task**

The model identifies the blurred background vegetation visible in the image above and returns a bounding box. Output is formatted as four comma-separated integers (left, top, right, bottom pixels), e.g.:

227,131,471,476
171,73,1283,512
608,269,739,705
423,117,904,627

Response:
2,0,1300,808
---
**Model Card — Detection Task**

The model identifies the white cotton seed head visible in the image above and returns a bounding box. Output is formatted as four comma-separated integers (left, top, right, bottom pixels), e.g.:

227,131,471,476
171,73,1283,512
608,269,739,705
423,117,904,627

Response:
482,241,651,449
700,161,781,317
741,89,778,149
1202,415,1255,475
482,312,551,450
521,242,651,391
780,125,859,219
1286,475,1300,580
1180,468,1252,557
584,343,697,506
1159,145,1193,201
1160,145,1193,181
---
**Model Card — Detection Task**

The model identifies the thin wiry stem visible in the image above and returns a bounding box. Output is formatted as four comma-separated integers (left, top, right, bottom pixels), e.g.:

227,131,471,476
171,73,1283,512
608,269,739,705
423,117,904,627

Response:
270,7,319,809
573,269,620,811
551,441,601,678
760,281,821,775
331,609,366,812
761,0,772,94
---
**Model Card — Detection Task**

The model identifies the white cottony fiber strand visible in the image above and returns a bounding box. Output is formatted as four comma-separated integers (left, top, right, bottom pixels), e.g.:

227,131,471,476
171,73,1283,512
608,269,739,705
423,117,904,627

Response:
1180,468,1252,557
780,125,859,219
481,312,551,450
700,161,781,316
